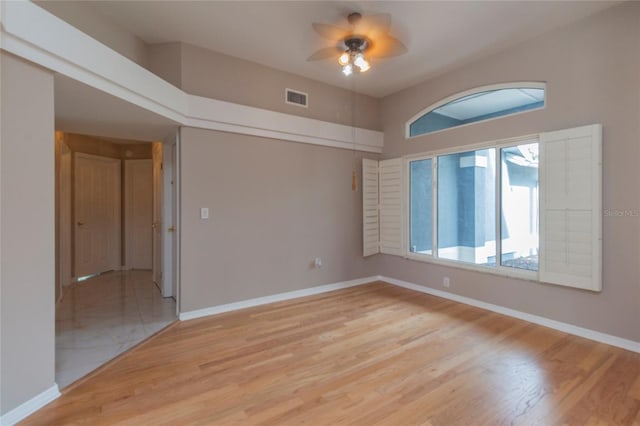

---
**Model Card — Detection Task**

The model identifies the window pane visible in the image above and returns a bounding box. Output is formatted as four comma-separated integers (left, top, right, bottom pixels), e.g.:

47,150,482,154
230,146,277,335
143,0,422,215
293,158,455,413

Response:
437,149,496,265
409,159,433,255
409,87,545,137
501,143,539,270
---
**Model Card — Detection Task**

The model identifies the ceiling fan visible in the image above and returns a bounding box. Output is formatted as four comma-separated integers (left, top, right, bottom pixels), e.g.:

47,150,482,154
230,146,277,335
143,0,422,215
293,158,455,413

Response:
308,11,407,76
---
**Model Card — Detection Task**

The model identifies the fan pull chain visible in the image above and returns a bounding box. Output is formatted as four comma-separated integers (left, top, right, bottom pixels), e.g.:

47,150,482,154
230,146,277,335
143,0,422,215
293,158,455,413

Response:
352,169,358,191
351,73,358,192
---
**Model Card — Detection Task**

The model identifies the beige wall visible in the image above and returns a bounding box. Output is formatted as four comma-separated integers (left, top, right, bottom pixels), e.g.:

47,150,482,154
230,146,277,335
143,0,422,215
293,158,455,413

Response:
175,43,382,131
179,127,380,312
1,54,56,414
35,1,150,69
379,2,640,341
148,42,183,89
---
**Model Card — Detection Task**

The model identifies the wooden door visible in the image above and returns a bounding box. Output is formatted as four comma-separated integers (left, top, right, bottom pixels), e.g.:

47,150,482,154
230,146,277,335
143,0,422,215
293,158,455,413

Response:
124,159,153,270
74,153,121,278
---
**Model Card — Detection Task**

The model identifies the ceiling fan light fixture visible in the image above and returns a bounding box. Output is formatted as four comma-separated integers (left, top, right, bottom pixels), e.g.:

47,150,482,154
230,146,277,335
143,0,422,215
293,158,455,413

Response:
338,48,370,76
353,53,370,72
357,60,370,73
338,51,350,66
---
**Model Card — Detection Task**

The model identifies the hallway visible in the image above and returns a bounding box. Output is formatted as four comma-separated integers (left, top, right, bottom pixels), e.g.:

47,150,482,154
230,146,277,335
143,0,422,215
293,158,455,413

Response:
56,270,176,388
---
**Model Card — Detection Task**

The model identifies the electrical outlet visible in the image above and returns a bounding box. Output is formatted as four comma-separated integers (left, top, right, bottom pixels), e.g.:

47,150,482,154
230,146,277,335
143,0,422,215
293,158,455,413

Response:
314,257,323,268
443,277,450,288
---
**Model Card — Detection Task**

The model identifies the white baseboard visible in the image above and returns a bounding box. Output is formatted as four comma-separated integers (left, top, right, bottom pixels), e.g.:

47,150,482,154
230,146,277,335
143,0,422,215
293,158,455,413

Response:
0,384,60,426
179,276,378,321
379,275,640,354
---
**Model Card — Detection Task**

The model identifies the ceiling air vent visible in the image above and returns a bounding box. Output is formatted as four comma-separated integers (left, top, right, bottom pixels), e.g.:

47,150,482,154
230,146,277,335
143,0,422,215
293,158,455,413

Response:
285,88,308,108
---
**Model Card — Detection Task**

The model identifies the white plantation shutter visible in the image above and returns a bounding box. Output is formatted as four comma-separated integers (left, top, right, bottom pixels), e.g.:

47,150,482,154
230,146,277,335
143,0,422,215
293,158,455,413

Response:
379,158,404,256
539,124,602,291
361,158,404,257
362,159,379,256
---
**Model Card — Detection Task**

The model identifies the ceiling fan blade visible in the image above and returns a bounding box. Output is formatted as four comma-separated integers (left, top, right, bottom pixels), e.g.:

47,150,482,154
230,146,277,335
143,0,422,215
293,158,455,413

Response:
307,46,340,61
357,13,391,36
312,23,349,41
369,34,408,59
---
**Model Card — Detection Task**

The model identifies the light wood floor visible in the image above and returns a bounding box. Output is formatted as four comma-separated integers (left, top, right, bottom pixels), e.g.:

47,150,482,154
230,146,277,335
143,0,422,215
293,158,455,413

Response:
22,282,640,425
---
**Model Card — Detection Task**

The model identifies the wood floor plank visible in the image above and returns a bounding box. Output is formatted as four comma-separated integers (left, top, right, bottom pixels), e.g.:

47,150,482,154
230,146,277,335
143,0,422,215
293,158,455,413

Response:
20,281,640,425
630,374,640,401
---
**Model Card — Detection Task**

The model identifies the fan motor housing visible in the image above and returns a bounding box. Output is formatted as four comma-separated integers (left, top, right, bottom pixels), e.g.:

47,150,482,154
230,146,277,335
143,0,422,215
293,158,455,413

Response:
341,36,370,53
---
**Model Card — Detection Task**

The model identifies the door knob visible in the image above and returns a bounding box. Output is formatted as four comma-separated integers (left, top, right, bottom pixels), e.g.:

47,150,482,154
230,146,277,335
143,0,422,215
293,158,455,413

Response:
77,222,84,226
168,226,176,232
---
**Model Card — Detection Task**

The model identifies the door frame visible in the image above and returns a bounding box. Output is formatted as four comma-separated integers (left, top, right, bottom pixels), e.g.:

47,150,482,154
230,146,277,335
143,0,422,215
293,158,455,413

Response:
161,131,180,311
56,133,180,312
152,143,163,285
55,133,73,300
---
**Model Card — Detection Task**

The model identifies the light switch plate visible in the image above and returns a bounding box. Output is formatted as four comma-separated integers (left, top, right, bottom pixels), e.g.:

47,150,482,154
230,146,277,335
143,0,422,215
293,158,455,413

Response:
201,207,209,219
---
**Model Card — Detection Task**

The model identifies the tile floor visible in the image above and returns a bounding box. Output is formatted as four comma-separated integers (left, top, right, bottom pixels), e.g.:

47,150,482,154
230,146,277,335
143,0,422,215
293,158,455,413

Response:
55,270,176,389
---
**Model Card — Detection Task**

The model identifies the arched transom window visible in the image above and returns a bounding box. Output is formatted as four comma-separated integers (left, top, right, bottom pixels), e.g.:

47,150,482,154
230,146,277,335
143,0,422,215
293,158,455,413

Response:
406,83,546,138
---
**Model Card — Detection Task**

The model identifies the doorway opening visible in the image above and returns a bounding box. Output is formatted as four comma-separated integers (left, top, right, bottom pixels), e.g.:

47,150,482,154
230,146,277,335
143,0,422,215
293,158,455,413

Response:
54,132,179,388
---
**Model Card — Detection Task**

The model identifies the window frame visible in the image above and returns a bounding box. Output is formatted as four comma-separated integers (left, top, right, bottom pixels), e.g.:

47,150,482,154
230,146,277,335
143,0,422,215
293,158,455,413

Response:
364,124,601,290
405,82,546,139
404,134,540,281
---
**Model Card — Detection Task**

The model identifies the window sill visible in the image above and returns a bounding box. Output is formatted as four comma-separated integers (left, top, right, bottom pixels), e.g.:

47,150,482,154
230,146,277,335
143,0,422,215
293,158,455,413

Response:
403,252,539,283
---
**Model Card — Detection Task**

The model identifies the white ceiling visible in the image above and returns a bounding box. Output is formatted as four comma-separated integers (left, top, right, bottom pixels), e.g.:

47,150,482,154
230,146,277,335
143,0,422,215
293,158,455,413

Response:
90,0,618,98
